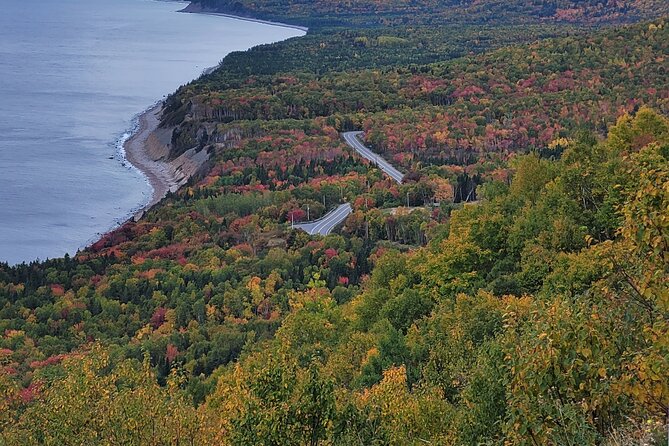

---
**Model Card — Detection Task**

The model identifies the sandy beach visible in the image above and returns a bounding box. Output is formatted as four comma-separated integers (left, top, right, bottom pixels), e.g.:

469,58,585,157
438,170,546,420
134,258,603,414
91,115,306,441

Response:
123,105,179,213
124,104,212,220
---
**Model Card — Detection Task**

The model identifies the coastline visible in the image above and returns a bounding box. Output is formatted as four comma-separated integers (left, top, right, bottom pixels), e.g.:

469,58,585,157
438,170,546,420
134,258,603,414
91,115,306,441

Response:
87,102,210,250
119,9,308,221
179,4,309,32
107,8,308,229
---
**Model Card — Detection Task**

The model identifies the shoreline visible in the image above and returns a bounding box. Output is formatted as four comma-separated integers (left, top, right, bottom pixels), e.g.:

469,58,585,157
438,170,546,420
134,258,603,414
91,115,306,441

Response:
122,105,178,216
179,4,309,32
91,7,308,247
119,9,308,220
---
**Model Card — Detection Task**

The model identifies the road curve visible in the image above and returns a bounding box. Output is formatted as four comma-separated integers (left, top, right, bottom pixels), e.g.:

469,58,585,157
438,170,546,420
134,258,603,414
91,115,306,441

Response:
342,131,405,184
293,133,402,237
294,203,352,236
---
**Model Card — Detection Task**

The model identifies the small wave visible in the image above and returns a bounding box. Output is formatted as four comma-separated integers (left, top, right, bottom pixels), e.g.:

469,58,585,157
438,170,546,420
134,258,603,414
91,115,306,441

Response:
79,101,162,252
114,100,162,194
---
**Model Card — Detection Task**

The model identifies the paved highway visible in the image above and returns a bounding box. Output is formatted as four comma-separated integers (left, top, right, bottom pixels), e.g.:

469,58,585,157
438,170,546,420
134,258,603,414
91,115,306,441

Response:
342,131,405,184
293,133,402,236
294,203,353,236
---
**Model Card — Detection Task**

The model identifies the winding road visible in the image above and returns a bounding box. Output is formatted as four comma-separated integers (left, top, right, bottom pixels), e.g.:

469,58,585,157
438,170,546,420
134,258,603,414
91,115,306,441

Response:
342,131,405,184
293,203,353,236
293,132,404,236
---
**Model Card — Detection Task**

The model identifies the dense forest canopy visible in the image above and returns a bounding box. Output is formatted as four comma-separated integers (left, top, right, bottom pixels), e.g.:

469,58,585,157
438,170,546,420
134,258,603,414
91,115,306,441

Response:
1,0,668,444
189,0,669,26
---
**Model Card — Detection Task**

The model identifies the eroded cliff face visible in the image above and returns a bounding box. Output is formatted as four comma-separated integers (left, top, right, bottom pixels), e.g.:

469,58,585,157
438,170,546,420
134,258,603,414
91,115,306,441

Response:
155,88,280,193
160,96,263,162
149,107,213,195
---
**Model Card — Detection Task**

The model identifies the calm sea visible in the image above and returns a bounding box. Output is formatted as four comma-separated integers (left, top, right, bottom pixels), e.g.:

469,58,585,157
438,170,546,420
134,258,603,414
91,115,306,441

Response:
0,0,303,264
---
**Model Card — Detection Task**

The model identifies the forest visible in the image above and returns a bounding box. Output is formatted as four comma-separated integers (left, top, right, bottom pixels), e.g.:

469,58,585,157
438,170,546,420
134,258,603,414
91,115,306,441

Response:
189,0,669,26
1,1,668,444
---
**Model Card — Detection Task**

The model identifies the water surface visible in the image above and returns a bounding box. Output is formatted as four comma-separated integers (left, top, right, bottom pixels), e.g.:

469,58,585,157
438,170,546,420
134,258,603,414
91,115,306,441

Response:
0,0,303,264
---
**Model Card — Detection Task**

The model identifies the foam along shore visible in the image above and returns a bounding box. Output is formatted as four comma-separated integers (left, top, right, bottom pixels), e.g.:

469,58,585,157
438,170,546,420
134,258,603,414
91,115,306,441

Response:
123,105,210,219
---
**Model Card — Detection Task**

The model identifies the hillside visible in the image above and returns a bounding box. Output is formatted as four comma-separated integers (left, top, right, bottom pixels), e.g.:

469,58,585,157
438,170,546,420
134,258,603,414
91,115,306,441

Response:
1,1,668,444
3,108,668,444
164,20,667,197
186,0,669,26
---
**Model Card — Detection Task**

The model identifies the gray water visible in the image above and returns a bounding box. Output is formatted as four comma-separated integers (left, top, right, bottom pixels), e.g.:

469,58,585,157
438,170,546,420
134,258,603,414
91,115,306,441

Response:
0,0,303,264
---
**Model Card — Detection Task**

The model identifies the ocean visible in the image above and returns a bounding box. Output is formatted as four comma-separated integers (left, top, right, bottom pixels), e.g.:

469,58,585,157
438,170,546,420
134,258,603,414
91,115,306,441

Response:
0,0,303,264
